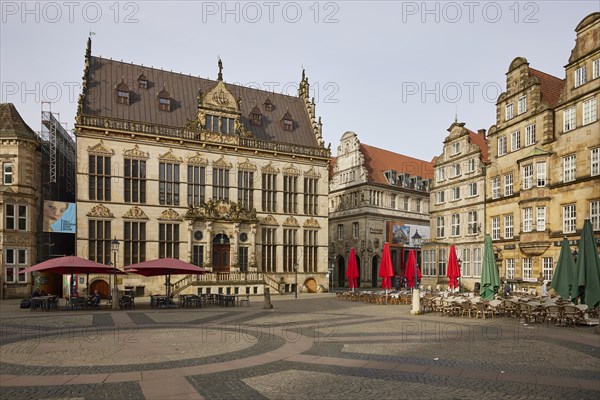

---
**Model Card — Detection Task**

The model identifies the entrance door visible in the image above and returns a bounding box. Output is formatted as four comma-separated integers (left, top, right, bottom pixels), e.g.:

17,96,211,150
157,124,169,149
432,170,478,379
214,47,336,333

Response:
212,233,230,273
371,255,379,287
337,256,345,287
90,280,110,299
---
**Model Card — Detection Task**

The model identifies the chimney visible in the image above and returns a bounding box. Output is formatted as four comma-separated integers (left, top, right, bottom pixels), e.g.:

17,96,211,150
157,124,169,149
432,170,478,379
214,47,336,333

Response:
478,129,486,136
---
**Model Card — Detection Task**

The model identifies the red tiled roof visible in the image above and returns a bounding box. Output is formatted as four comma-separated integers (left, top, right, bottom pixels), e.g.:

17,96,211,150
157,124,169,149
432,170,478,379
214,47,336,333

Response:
359,144,434,185
467,130,488,163
329,156,337,180
529,68,564,109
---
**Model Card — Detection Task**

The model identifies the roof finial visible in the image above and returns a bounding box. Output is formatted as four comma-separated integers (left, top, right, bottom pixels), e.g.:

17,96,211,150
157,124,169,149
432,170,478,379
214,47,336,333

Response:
455,105,458,123
218,58,223,81
301,67,305,81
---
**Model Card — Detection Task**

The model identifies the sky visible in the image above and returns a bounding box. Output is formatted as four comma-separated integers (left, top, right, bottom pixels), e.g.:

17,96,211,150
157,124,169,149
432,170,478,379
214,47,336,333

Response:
1,1,598,161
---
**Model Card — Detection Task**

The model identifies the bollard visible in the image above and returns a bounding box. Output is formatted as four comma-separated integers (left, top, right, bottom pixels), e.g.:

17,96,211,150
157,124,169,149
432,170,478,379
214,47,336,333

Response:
410,288,421,315
263,287,273,309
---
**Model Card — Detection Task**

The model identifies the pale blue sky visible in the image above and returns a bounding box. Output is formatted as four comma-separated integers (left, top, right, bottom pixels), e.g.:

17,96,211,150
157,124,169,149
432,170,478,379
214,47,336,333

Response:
1,1,597,161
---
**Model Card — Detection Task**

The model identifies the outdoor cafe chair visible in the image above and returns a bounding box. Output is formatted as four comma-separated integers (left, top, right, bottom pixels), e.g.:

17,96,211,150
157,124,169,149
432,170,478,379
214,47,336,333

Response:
543,305,563,325
474,302,492,319
458,300,473,318
562,305,584,326
487,300,503,318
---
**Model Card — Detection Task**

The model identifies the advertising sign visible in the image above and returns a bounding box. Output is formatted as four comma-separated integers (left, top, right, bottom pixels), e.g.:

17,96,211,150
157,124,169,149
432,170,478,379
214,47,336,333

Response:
43,201,76,233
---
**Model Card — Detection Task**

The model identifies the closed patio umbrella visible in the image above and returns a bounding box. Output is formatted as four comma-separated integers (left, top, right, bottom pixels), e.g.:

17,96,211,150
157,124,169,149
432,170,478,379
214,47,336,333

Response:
346,247,359,292
550,237,576,301
572,219,600,307
379,243,394,292
480,234,500,301
447,245,461,291
404,249,420,289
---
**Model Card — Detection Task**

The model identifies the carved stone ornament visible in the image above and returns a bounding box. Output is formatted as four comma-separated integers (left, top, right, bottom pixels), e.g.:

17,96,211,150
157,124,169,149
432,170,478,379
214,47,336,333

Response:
187,152,208,166
260,214,279,226
283,216,300,227
304,167,321,179
185,199,257,222
87,141,114,156
123,145,149,160
261,162,280,175
212,156,232,169
238,158,257,172
122,206,149,220
203,80,238,112
87,204,114,218
303,218,320,229
158,208,183,221
282,164,301,176
158,149,183,164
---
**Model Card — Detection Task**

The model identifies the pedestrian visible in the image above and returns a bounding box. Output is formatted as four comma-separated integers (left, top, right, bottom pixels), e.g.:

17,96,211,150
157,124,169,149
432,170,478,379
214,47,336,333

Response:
541,281,548,297
503,281,511,297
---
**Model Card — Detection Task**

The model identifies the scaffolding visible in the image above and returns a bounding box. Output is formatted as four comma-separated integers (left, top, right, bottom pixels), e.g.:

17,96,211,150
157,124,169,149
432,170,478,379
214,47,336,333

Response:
40,102,76,193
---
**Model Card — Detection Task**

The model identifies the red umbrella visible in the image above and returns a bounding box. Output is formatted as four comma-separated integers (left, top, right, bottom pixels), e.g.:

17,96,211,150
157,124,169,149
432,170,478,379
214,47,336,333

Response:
125,258,208,296
447,245,461,291
346,247,359,291
404,250,421,289
22,256,125,275
378,243,394,291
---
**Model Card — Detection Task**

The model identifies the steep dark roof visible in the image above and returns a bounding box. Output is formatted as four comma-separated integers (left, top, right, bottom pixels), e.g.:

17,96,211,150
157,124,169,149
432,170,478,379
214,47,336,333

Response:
360,144,434,185
83,56,319,148
529,68,564,108
467,130,488,163
0,103,37,140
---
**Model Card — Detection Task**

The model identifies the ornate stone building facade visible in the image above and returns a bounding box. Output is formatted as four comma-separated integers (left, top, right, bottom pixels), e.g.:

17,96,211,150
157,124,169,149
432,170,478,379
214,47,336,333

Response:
0,103,40,298
486,13,599,292
329,131,433,288
424,122,487,291
75,39,330,296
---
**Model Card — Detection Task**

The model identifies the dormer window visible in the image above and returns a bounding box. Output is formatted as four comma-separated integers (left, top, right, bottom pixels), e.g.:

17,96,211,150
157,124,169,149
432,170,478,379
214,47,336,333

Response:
138,73,148,89
250,106,262,126
281,110,293,132
264,98,273,111
115,79,129,105
157,87,171,112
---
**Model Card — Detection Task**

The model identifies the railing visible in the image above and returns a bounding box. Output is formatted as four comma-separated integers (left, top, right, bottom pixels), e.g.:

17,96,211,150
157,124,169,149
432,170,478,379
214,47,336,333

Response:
80,115,330,159
170,272,265,296
262,274,282,294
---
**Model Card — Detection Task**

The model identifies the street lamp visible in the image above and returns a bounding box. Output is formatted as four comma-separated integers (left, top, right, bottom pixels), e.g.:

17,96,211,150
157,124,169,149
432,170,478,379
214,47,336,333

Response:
293,262,298,299
411,230,422,288
111,237,120,311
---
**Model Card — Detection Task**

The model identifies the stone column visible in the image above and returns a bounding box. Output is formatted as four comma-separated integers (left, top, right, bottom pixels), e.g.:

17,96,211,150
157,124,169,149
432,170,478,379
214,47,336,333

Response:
206,221,213,270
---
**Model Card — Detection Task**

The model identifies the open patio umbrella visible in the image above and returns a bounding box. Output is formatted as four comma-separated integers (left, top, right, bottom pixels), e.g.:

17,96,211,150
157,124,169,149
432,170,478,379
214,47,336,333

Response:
125,258,208,297
346,247,359,292
550,237,576,301
447,245,461,291
379,242,394,292
480,234,500,300
404,249,420,289
571,219,600,307
22,256,123,275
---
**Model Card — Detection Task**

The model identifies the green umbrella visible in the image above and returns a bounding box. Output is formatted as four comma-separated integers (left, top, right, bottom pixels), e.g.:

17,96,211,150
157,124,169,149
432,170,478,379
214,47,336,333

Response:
572,219,600,307
550,237,576,301
480,234,500,300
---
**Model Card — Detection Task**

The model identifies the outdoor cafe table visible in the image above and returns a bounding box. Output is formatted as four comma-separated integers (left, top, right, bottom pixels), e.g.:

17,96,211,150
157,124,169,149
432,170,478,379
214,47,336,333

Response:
30,296,58,311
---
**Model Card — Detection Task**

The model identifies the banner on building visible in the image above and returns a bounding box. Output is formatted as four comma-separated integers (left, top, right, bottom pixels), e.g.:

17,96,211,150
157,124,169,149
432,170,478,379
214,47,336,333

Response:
43,201,76,233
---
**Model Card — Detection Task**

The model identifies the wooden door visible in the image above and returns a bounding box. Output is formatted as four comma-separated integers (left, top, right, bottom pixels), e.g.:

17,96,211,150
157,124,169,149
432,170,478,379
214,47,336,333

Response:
212,244,230,272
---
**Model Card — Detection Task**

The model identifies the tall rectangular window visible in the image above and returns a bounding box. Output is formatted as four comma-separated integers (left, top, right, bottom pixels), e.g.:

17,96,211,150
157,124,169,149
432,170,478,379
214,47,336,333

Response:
523,208,533,232
352,222,359,239
212,167,229,201
505,104,513,121
435,191,445,204
563,154,576,182
575,65,587,87
437,167,445,182
5,205,27,231
158,223,179,259
511,130,521,151
563,204,576,233
492,176,501,199
304,178,318,215
467,158,475,173
473,248,482,277
422,250,435,276
262,173,277,212
283,229,297,273
192,245,204,267
5,204,15,230
238,246,248,272
590,200,600,231
522,259,532,280
159,162,180,205
537,162,546,187
564,107,576,132
583,98,597,125
504,214,513,239
498,136,507,156
261,228,276,273
2,162,13,185
438,249,447,277
436,216,445,238
124,159,146,203
88,220,111,265
187,165,206,207
517,96,527,114
462,248,471,277
452,186,460,201
337,224,344,240
492,217,500,240
468,182,477,197
391,194,396,209
525,124,536,146
504,173,513,196
4,248,27,283
536,207,546,231
124,221,146,266
505,259,515,280
89,155,111,201
592,148,600,177
468,211,478,235
451,214,460,236
238,171,254,210
542,257,553,281
593,59,600,79
304,230,318,273
523,164,534,190
283,175,298,213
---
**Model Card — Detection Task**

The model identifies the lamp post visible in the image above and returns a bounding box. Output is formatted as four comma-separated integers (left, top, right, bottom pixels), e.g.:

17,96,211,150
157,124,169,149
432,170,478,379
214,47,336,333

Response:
111,237,120,311
293,262,298,299
410,230,422,315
